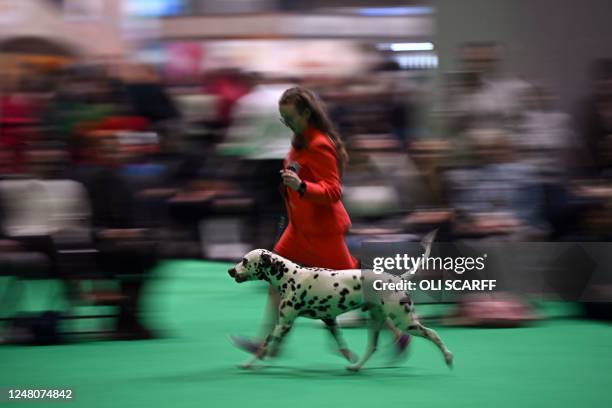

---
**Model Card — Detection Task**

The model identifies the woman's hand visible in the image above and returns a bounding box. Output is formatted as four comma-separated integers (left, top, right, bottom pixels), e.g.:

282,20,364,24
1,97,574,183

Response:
280,169,302,191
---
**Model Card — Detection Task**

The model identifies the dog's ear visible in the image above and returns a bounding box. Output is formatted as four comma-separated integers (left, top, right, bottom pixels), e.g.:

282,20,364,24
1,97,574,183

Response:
270,262,280,274
261,253,271,266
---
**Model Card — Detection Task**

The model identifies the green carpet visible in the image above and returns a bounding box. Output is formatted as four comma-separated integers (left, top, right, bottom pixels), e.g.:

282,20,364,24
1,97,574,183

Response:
1,260,611,407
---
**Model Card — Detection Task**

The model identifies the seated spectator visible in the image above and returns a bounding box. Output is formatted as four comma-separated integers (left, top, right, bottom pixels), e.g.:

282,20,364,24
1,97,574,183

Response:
445,129,547,238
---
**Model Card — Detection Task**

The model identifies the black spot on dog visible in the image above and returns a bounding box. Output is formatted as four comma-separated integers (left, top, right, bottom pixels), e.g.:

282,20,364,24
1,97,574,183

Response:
314,274,319,279
270,261,287,280
353,284,361,290
333,283,339,288
255,270,269,282
340,288,350,296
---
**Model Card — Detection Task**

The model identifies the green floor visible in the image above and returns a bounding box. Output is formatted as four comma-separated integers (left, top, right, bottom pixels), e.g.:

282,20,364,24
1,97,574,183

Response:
1,260,611,407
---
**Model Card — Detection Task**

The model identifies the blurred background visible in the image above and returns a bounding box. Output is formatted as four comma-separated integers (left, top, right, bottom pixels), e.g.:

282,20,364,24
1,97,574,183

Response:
2,2,612,407
1,0,612,346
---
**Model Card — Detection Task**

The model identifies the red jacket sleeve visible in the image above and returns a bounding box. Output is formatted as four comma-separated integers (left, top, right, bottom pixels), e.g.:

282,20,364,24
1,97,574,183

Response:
302,140,342,203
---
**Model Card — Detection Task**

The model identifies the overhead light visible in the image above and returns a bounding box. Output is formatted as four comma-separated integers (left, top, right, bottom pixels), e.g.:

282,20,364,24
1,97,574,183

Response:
394,54,438,69
359,7,434,16
377,42,435,52
390,42,434,52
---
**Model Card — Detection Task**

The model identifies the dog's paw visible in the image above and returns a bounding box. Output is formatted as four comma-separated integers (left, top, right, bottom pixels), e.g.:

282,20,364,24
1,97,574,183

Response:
239,359,259,370
340,348,358,363
346,364,362,372
444,352,454,369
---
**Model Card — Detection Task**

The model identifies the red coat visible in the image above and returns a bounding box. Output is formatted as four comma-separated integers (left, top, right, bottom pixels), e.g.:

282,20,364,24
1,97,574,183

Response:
274,127,357,269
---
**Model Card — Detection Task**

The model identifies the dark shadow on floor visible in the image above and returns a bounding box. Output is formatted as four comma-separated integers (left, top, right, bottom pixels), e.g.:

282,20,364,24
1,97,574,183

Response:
142,364,452,382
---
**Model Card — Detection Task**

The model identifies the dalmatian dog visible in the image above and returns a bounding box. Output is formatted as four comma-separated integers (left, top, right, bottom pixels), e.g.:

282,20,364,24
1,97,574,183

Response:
228,232,453,371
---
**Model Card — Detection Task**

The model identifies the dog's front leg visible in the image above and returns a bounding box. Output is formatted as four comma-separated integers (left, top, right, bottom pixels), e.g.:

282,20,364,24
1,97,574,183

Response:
238,333,275,369
237,335,274,369
266,320,293,357
239,316,295,369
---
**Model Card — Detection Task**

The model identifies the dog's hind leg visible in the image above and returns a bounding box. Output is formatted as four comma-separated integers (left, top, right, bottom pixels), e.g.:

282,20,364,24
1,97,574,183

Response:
323,318,357,363
346,307,385,372
407,322,453,368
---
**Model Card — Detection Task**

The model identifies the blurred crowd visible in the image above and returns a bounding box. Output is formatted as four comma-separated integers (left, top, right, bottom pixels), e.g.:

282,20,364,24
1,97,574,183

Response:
2,44,612,257
430,44,612,242
2,39,612,341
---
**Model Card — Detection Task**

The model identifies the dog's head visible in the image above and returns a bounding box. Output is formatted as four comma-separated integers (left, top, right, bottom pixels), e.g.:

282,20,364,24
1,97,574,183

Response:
228,249,277,283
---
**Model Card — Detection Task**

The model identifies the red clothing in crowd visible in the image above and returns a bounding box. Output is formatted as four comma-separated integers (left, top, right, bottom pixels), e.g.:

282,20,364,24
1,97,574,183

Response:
0,94,39,172
274,127,357,270
205,75,250,125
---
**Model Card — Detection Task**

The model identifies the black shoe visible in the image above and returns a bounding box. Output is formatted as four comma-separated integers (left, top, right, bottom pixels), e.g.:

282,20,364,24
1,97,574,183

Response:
393,334,411,360
229,335,283,357
229,335,261,354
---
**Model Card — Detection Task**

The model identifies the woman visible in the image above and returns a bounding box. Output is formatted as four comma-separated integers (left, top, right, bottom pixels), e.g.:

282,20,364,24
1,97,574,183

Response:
231,86,409,356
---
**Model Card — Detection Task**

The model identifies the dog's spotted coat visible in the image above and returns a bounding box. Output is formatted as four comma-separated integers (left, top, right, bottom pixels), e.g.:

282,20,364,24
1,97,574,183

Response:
229,241,453,371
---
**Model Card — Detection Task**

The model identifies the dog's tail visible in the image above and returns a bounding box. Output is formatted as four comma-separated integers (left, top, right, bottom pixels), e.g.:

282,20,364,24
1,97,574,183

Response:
399,229,437,279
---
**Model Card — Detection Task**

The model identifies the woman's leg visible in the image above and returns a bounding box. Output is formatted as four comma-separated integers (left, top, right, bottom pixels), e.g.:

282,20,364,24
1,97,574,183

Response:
230,285,283,355
258,285,281,340
231,227,295,355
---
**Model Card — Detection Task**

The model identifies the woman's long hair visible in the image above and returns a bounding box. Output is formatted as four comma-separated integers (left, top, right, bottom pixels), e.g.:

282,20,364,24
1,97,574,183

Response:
279,86,348,174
